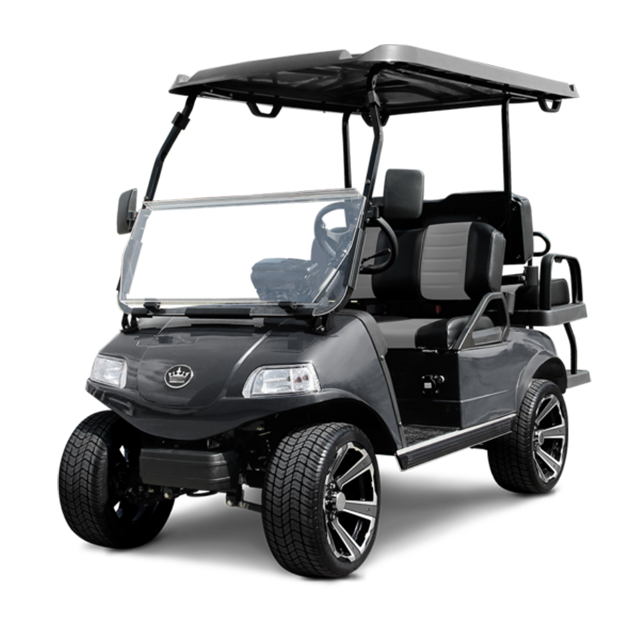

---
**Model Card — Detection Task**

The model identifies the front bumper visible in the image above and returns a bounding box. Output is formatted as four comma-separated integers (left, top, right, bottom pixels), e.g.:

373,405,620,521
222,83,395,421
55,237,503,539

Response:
87,379,363,441
139,447,238,491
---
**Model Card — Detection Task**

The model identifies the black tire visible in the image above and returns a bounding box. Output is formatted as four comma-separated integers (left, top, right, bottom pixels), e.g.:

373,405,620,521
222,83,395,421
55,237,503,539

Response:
262,422,380,578
58,411,174,549
488,379,568,494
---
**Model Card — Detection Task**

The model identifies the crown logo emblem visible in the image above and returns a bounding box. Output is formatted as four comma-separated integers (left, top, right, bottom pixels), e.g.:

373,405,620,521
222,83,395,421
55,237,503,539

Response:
164,365,193,389
169,367,189,381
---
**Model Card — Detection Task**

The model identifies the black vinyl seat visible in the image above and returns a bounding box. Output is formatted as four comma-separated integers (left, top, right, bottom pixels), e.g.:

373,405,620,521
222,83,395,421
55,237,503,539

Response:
357,169,506,350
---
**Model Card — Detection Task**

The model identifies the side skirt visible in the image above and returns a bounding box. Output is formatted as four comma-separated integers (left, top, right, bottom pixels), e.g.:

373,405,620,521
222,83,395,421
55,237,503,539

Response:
396,414,516,471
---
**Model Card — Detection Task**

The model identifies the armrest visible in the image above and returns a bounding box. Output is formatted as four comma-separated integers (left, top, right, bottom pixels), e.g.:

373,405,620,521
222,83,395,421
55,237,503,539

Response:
452,292,510,351
539,254,583,310
499,284,518,315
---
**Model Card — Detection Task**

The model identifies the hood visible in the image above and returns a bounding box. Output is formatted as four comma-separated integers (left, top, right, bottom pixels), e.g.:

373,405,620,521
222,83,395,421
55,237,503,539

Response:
135,320,270,407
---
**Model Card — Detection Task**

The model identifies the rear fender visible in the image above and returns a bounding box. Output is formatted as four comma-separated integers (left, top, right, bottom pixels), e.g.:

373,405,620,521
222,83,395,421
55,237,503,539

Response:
516,354,567,409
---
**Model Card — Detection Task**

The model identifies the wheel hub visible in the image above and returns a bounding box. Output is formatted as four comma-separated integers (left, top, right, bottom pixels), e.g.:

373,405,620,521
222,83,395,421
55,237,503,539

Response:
326,490,347,513
324,483,339,517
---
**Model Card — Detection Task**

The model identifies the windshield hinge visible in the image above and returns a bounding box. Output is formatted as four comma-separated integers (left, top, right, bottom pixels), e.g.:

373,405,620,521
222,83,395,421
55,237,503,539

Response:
143,301,161,313
364,204,380,224
121,313,139,334
278,301,301,314
119,306,148,334
312,313,333,334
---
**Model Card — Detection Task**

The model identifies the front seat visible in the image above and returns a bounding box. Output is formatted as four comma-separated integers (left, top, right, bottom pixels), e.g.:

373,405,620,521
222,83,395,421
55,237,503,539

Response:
370,171,507,349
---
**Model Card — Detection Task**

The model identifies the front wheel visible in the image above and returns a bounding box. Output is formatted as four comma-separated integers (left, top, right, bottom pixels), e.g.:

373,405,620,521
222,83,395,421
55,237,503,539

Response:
58,411,174,549
262,422,380,578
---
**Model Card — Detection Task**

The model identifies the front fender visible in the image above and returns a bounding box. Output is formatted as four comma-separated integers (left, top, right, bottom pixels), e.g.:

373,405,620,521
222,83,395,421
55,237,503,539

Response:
87,313,402,446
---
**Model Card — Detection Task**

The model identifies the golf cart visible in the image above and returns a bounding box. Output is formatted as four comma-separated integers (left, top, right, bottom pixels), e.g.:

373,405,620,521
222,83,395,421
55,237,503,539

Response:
59,45,589,578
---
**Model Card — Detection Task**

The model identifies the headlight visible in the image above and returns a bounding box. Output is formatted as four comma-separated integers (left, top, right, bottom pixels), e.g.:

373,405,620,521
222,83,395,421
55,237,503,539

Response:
243,364,320,398
90,355,128,388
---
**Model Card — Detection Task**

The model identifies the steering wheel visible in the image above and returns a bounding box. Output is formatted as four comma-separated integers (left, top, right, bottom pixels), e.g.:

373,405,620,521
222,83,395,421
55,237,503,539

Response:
314,203,350,259
532,230,551,258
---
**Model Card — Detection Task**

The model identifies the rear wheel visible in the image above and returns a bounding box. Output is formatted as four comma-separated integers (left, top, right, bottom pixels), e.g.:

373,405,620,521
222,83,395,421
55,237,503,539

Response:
262,422,379,578
58,411,174,548
488,379,568,493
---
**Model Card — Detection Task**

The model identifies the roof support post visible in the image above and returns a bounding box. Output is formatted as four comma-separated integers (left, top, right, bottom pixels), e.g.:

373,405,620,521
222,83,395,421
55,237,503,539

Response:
362,70,384,203
343,113,352,188
501,94,512,205
359,69,399,276
145,95,197,202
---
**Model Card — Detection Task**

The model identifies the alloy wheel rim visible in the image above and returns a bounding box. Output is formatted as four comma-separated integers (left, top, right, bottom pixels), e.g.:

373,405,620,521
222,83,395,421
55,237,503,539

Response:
532,394,567,483
323,442,378,562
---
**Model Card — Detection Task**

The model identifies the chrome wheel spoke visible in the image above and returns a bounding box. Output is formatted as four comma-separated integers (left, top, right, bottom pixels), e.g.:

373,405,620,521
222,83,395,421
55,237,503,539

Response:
325,522,339,557
535,446,562,476
343,499,377,521
534,458,549,482
328,444,349,481
538,424,566,439
323,439,379,563
331,518,361,562
532,392,566,483
335,453,372,489
535,396,559,426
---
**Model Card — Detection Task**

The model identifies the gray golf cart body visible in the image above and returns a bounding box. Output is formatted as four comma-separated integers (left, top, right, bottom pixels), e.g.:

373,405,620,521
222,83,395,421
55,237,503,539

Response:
61,45,589,577
96,46,587,472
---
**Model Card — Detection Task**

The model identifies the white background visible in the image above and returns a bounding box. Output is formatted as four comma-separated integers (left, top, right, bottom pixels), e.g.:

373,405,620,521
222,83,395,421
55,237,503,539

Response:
2,0,612,624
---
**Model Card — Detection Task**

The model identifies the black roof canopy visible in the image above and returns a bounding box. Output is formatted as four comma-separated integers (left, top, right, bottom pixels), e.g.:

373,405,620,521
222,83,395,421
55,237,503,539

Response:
170,44,578,115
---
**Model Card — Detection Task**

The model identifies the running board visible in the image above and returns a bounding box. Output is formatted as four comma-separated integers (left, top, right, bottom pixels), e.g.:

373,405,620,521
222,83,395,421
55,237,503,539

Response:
396,414,516,471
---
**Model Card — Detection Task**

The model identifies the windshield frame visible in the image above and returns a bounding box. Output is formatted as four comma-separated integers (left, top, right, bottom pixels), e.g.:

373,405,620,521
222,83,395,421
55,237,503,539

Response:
118,189,366,319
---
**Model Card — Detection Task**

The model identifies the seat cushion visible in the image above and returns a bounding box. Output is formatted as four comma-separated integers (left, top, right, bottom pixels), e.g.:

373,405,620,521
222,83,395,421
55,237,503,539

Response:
376,315,495,350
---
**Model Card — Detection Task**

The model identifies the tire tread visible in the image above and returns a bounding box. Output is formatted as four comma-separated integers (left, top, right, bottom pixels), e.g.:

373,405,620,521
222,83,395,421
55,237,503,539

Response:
488,379,567,494
262,422,376,578
59,412,121,547
58,411,172,548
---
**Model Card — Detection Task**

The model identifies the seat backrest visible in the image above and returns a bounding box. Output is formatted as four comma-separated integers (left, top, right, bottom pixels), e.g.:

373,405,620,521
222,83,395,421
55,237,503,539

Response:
372,220,506,315
352,169,506,313
373,171,505,313
418,191,533,265
351,169,424,300
380,169,424,228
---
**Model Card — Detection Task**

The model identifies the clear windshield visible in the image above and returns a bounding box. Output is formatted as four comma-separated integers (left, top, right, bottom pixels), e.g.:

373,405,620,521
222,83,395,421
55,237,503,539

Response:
119,189,365,317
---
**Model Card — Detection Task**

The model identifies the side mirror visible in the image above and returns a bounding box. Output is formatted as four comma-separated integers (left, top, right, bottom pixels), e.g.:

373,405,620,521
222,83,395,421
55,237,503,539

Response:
117,188,138,234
